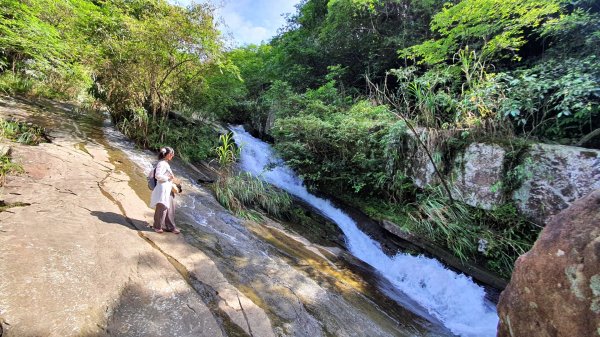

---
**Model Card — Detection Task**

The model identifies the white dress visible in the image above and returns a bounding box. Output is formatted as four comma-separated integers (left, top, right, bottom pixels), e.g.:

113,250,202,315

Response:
149,160,174,209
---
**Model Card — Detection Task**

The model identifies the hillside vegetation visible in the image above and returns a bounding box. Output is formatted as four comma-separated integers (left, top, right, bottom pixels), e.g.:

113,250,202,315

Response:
2,0,599,278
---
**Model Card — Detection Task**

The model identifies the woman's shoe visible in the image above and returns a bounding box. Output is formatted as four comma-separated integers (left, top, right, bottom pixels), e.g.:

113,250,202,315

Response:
172,229,180,234
154,228,164,233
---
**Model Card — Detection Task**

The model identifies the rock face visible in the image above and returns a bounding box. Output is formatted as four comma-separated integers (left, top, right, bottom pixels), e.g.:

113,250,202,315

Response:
513,144,600,224
497,189,600,337
402,136,600,225
0,99,225,337
452,143,505,210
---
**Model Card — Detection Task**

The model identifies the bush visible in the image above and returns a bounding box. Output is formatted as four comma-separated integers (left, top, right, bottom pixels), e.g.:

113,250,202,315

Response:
148,120,218,163
500,55,600,142
272,100,403,198
0,73,33,95
0,118,47,145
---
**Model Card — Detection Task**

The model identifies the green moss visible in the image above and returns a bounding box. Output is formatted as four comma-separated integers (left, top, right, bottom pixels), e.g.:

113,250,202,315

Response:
0,201,31,212
441,136,470,175
590,274,600,296
500,139,532,195
565,265,586,300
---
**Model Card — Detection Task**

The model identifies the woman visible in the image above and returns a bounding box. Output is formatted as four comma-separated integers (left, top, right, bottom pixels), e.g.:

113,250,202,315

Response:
149,147,180,234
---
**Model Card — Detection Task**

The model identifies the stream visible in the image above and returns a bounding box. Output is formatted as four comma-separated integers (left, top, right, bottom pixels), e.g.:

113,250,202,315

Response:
2,96,502,337
230,126,499,337
100,118,497,336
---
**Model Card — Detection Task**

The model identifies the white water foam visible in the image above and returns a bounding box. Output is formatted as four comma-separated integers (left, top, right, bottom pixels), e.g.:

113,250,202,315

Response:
230,125,499,337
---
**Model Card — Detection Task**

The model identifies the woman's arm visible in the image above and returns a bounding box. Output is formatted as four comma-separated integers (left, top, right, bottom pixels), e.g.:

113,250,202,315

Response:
154,162,173,182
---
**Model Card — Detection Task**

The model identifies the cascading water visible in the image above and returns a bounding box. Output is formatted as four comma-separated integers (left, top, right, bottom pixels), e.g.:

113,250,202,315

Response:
231,125,499,337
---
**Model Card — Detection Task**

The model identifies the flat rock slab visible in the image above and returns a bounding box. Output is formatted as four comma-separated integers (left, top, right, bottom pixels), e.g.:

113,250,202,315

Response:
0,98,223,337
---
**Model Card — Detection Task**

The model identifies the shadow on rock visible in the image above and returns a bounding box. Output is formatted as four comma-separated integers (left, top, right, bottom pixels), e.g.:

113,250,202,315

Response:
90,211,150,231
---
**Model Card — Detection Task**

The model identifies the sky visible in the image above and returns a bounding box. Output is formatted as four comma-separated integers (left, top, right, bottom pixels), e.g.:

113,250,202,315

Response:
171,0,301,46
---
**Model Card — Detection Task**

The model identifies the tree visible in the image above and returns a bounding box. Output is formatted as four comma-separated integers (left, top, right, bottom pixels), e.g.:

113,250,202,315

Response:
403,0,563,64
94,1,224,143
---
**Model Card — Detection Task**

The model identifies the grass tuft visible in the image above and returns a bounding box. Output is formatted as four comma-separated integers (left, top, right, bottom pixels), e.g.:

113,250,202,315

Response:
213,172,292,219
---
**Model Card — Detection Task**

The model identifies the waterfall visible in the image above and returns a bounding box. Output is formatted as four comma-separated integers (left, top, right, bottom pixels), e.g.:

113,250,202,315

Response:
231,125,499,337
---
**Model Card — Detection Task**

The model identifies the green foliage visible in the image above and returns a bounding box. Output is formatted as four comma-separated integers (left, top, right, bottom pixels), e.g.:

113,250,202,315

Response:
353,185,539,279
0,0,107,99
271,0,446,91
0,73,33,95
213,172,292,219
180,58,245,121
215,132,239,168
0,0,226,147
273,98,416,200
95,0,224,133
395,0,600,142
473,203,540,277
0,118,47,145
499,55,600,141
499,140,533,194
148,120,218,163
0,154,23,186
403,0,562,64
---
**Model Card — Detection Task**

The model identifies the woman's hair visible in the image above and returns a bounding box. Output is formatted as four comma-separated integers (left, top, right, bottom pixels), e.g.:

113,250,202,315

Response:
158,146,175,160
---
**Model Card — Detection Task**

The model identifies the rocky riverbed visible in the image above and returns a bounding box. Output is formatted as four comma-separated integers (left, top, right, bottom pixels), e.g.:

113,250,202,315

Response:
0,97,457,336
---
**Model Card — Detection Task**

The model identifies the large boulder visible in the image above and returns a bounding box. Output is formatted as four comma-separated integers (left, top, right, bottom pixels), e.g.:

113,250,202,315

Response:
497,189,600,337
513,144,600,224
452,143,506,210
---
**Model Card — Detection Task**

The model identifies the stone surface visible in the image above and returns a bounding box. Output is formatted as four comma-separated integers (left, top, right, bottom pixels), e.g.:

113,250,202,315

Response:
404,130,440,188
0,96,453,337
0,98,223,337
452,143,505,210
513,143,600,224
497,189,600,337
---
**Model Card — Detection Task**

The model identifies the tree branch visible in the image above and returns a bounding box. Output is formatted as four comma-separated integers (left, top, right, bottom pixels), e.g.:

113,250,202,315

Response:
366,74,454,203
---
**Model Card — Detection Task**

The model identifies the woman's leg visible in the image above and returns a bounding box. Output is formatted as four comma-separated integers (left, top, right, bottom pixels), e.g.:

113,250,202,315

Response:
153,203,168,231
164,196,178,233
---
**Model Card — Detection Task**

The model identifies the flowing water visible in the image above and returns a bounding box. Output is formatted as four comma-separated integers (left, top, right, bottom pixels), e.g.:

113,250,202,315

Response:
7,96,483,337
100,123,452,337
100,112,497,336
231,126,499,337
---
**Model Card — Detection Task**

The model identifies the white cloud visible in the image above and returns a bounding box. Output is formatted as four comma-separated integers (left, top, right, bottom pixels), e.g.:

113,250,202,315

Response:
171,0,300,46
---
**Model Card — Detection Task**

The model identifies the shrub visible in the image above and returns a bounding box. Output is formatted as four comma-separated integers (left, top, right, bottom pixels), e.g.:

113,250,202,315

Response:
0,73,33,95
0,118,47,145
0,154,23,187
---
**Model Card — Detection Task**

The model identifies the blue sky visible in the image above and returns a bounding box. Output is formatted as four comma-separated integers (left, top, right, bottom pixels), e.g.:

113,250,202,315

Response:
171,0,301,46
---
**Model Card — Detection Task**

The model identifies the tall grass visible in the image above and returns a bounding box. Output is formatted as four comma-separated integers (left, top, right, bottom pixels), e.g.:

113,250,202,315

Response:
215,132,239,168
213,172,292,219
392,185,538,278
0,73,33,95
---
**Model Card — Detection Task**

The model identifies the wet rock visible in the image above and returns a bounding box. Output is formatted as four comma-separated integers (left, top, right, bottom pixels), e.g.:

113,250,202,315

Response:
452,143,505,210
497,189,600,337
513,144,600,224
